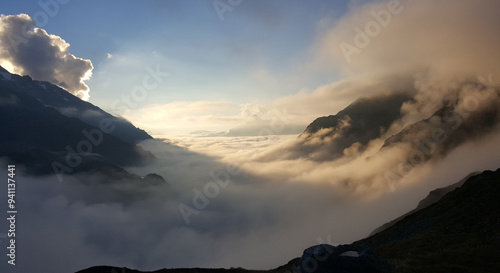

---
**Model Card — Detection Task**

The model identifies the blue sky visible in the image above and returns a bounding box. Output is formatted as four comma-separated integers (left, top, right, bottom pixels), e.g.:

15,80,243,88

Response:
1,1,363,134
3,1,346,97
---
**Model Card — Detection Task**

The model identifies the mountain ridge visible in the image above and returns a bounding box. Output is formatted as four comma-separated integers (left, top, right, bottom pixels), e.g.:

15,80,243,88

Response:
0,66,152,144
369,172,479,236
0,66,163,183
354,168,500,272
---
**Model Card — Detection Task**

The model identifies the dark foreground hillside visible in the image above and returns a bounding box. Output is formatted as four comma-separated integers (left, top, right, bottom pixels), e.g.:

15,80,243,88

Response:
355,168,500,272
76,267,269,273
76,266,303,273
77,168,500,273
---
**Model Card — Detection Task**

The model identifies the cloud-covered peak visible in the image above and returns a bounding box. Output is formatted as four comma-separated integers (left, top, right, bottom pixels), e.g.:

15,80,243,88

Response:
0,14,93,100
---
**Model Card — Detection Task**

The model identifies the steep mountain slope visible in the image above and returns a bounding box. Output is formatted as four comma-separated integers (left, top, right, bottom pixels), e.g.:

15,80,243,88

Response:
0,66,159,180
354,168,500,272
262,92,413,161
304,92,412,136
382,98,500,162
277,81,499,165
0,65,152,144
369,172,478,236
301,92,412,159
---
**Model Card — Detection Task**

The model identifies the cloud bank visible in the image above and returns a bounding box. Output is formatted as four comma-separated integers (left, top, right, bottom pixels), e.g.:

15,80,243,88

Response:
0,14,93,100
5,131,500,273
316,0,500,78
0,141,412,273
175,0,500,198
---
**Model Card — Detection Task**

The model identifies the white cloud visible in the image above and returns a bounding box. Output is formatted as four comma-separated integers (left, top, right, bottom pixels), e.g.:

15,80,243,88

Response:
0,14,93,100
313,0,500,79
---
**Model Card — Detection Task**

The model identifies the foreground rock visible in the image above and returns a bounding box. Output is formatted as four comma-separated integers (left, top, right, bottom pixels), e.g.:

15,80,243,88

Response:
294,244,389,273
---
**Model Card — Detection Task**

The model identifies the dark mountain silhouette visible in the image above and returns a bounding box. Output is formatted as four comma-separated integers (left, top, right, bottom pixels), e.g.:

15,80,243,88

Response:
382,99,500,162
0,66,162,183
76,267,269,273
283,82,499,164
369,172,478,236
304,92,413,136
270,92,414,161
353,168,500,272
0,65,151,144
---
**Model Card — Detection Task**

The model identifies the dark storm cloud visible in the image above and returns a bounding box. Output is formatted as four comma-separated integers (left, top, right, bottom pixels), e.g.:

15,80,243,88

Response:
0,14,93,100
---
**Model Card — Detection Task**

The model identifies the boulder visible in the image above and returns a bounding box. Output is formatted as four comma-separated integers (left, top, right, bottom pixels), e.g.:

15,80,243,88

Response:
296,244,389,273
